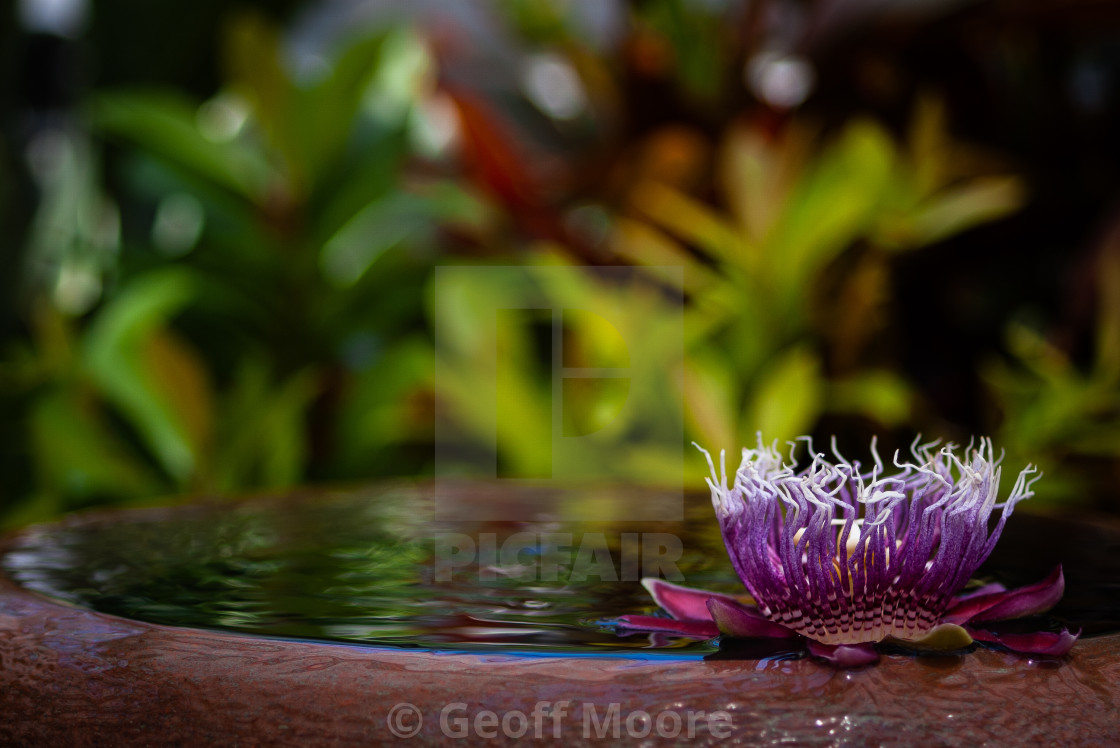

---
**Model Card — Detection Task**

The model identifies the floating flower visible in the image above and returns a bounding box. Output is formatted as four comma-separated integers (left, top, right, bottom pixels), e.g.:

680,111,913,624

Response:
616,436,1079,666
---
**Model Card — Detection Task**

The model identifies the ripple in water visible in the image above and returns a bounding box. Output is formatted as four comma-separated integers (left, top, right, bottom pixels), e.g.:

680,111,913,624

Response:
1,483,1112,656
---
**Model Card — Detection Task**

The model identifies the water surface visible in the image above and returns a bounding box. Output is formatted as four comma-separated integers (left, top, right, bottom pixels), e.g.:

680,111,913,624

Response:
2,483,1113,656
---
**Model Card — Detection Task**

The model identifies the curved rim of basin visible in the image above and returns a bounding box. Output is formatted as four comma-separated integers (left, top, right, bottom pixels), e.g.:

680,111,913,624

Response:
3,503,1120,746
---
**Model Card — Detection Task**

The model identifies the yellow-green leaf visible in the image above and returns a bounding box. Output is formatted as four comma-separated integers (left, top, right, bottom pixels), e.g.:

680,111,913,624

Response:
889,623,974,652
741,346,823,445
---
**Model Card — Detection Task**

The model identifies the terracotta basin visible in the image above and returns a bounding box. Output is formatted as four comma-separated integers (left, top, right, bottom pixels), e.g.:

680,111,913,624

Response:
1,485,1118,746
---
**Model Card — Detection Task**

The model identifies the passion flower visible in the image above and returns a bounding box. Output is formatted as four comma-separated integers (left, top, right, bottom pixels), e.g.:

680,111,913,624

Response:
617,436,1079,666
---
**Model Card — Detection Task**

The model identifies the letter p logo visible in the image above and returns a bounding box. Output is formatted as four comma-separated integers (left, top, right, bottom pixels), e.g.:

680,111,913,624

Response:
434,266,683,520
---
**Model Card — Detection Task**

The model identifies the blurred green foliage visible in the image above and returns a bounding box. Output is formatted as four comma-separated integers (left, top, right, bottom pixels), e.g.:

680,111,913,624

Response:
3,16,476,525
4,0,1120,526
983,242,1120,502
433,261,685,483
612,101,1023,459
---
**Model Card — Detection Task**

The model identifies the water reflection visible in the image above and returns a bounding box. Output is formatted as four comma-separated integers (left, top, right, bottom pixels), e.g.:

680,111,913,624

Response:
1,484,1111,656
2,485,731,656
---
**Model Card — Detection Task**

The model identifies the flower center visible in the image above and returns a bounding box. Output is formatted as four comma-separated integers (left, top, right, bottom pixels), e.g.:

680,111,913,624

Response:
793,519,865,559
697,436,1040,647
780,520,923,644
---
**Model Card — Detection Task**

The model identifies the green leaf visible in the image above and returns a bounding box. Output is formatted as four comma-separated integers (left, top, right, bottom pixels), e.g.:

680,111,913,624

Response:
311,125,408,245
768,119,895,301
320,183,489,286
83,270,213,482
222,13,297,186
332,338,434,475
632,180,753,268
223,13,392,194
433,267,585,478
213,360,317,491
682,349,737,451
901,176,1025,247
89,89,273,200
719,121,812,246
610,217,717,294
29,389,164,505
741,346,823,445
296,32,389,179
827,371,913,426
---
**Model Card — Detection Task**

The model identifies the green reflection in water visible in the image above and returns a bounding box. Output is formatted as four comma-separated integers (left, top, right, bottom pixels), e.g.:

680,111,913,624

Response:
7,484,1104,656
2,485,741,656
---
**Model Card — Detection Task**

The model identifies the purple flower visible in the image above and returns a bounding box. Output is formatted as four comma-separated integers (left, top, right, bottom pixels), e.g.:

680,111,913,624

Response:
617,436,1080,666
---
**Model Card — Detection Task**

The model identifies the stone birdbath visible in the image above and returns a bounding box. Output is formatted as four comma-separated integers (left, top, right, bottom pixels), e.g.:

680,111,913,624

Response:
1,481,1118,745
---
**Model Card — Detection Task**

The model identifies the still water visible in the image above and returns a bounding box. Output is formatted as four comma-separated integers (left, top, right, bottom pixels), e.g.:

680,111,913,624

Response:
1,483,1112,656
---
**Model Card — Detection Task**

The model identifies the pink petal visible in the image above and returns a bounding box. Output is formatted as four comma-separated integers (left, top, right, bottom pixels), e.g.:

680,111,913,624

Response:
614,614,719,638
705,597,798,640
951,582,1007,602
806,640,880,667
944,566,1064,625
967,627,1080,657
641,578,746,622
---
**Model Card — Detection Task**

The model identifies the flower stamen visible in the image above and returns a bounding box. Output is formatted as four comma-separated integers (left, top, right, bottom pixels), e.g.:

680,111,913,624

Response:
698,435,1038,645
